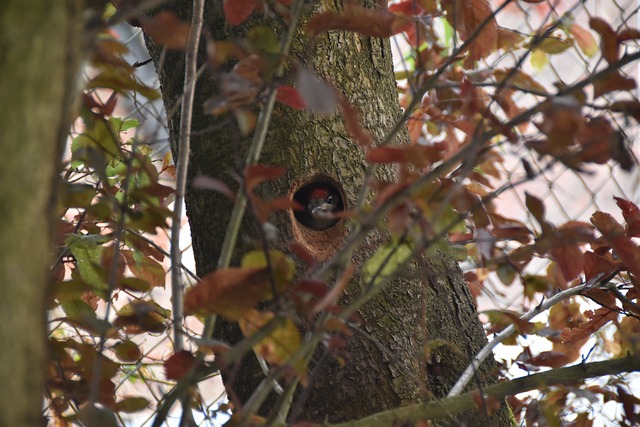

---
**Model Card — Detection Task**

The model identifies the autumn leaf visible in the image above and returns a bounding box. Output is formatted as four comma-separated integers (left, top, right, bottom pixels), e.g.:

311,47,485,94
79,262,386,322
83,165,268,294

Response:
339,96,373,147
223,0,259,26
183,267,270,320
592,72,637,98
590,17,619,63
571,22,598,57
239,309,306,384
494,68,548,94
549,242,583,281
583,251,618,284
442,0,498,66
306,4,409,39
140,12,190,50
244,164,286,191
614,196,640,237
276,85,305,110
591,211,640,287
561,307,618,343
164,350,197,381
122,250,166,287
610,100,640,123
525,351,572,368
241,250,295,295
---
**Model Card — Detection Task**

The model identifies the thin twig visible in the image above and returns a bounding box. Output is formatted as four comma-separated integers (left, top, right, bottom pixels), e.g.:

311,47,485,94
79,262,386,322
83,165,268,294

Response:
447,283,589,397
171,0,205,352
201,0,306,338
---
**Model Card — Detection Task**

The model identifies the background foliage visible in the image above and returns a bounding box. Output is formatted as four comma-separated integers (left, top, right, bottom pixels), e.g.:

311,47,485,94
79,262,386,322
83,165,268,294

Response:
46,0,640,425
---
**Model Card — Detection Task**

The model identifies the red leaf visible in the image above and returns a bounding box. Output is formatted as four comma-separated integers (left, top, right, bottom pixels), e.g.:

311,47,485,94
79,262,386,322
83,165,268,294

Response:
339,97,373,147
223,0,258,26
591,211,640,285
244,164,287,191
583,251,618,284
590,17,619,63
276,85,305,110
614,196,640,237
140,12,190,50
525,351,571,368
288,240,319,266
442,0,498,66
306,4,409,39
164,350,196,381
592,72,637,98
617,28,640,43
549,243,583,281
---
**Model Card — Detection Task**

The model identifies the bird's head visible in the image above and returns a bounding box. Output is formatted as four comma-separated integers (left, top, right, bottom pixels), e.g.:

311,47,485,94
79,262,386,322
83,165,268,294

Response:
307,187,339,219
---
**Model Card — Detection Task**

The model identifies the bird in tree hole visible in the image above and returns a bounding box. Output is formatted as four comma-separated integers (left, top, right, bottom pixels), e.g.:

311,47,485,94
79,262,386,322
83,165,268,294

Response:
295,185,342,231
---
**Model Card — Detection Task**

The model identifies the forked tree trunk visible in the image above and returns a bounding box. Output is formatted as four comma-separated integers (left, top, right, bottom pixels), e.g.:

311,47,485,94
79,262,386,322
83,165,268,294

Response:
0,1,85,426
146,1,512,425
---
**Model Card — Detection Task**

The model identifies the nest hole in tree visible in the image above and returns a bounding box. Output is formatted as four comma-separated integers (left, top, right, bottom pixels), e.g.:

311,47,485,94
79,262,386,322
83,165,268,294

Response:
289,175,347,260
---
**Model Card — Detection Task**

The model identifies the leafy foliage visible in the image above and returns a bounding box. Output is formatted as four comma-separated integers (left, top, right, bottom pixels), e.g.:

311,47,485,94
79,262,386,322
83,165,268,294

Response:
46,0,640,426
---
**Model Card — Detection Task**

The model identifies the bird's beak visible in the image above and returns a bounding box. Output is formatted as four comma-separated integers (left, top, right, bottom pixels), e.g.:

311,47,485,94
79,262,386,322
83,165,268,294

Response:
311,203,334,218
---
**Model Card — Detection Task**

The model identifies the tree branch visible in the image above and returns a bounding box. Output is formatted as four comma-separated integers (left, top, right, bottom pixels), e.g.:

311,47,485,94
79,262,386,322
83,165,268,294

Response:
171,0,204,352
268,355,639,427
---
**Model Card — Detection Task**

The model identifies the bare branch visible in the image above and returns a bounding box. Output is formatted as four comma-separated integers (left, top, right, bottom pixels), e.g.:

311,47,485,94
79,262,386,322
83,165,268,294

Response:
171,0,205,352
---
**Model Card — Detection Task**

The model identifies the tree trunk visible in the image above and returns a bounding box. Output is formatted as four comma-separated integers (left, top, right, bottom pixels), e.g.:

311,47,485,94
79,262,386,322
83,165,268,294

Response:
146,1,512,425
0,1,84,426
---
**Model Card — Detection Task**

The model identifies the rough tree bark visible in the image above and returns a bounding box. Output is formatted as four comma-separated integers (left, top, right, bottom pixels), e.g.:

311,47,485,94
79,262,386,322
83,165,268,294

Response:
0,1,85,426
146,1,512,425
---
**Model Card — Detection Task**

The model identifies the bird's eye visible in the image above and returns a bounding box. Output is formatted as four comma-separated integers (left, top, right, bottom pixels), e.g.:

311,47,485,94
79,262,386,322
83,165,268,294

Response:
326,195,334,203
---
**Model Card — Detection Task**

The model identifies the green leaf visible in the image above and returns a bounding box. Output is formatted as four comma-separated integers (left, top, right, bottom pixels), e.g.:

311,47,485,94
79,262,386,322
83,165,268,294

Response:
60,183,96,208
72,118,120,158
496,263,516,286
362,240,413,287
247,25,280,54
110,117,140,133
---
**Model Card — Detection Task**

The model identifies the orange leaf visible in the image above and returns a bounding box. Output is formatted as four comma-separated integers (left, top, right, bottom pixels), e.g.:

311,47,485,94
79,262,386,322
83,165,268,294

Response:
223,0,258,26
442,0,498,66
525,351,572,368
306,4,409,39
339,97,373,147
244,164,286,191
561,307,618,343
140,12,190,50
183,268,270,320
